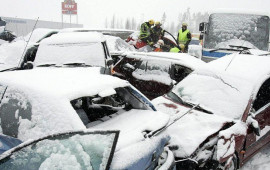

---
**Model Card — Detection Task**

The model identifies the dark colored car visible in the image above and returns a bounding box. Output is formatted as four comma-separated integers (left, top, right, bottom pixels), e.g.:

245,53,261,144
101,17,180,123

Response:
152,53,270,169
112,52,205,99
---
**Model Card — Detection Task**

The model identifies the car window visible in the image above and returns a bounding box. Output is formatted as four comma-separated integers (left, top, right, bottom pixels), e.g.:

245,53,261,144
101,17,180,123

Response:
171,64,193,83
132,60,173,85
70,86,154,127
253,78,270,111
0,131,119,170
0,88,32,138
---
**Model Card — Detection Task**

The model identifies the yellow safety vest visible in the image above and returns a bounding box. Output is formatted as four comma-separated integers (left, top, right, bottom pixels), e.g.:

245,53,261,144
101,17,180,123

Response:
178,29,190,44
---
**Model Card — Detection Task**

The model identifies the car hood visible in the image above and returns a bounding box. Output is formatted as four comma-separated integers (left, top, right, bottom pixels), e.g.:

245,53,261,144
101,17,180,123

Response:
91,109,170,169
152,96,232,158
92,109,170,150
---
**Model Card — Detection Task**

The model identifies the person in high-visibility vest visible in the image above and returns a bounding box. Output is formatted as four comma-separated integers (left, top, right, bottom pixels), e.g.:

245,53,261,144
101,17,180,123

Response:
139,19,155,46
177,23,191,53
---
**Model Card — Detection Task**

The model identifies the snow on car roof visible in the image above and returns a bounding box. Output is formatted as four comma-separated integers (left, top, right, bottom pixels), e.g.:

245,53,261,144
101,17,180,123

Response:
125,52,205,70
207,53,270,83
24,28,59,43
0,67,129,141
0,67,128,100
209,9,270,17
39,32,106,44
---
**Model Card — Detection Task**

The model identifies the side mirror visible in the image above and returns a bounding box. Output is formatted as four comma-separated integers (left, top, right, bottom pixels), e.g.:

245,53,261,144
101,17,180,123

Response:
199,23,205,32
23,62,34,70
199,34,204,40
106,59,114,66
247,114,261,136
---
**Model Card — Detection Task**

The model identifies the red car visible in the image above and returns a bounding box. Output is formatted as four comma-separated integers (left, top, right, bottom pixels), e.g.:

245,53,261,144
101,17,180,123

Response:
112,52,205,99
152,53,270,169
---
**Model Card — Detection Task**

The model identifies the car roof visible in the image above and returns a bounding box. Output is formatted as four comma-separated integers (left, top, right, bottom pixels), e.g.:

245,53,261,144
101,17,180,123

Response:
0,67,129,99
196,53,270,90
39,32,106,45
60,28,135,33
125,52,206,70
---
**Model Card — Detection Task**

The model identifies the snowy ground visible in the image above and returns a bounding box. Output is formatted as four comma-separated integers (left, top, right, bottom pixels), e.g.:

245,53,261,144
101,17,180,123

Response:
241,144,270,170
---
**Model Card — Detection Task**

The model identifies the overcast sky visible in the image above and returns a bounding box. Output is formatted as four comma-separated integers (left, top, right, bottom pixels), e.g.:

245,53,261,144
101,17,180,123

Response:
0,0,269,28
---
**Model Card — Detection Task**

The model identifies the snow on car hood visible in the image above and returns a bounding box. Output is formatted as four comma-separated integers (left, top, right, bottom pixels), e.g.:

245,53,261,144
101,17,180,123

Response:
92,109,170,169
0,67,129,141
93,109,169,150
152,96,231,158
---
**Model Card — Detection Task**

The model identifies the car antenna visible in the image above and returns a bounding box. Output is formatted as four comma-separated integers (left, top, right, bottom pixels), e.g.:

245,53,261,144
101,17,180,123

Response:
17,17,39,68
146,103,199,138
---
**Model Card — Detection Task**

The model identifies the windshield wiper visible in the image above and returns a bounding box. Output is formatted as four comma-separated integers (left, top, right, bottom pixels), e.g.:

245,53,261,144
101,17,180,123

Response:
210,45,252,54
167,91,213,114
63,63,92,67
37,64,56,67
146,103,200,138
184,101,213,114
0,67,20,72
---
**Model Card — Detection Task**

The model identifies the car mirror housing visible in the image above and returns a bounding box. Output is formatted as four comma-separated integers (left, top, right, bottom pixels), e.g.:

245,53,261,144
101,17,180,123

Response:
23,62,34,70
247,115,261,136
106,59,114,66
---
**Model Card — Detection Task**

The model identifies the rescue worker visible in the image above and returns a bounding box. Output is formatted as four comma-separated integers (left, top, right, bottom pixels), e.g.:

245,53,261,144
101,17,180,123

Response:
151,21,165,43
139,19,155,46
169,44,185,53
177,23,191,53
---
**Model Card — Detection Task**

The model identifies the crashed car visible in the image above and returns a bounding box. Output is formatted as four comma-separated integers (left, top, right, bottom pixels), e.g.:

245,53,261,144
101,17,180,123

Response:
0,67,175,169
112,52,205,99
0,130,119,169
152,53,270,169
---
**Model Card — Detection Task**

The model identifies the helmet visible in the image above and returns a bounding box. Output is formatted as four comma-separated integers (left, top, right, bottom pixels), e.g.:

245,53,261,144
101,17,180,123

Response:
182,23,188,27
155,21,161,26
149,19,155,25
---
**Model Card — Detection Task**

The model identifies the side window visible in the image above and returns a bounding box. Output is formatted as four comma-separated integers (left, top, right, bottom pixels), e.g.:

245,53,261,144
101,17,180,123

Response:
253,78,270,111
0,88,32,138
171,64,193,83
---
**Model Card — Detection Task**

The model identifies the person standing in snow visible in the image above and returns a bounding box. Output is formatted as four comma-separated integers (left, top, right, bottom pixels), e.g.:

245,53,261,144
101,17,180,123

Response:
139,19,155,46
177,23,191,53
151,21,165,44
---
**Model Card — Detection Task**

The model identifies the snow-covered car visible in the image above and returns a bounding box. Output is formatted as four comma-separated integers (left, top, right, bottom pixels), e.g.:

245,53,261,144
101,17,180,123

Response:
0,28,58,72
0,67,175,169
23,32,113,74
0,130,119,169
152,53,270,169
112,52,205,99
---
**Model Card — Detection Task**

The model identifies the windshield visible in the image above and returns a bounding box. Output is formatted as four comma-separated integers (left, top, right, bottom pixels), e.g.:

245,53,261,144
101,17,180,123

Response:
34,42,106,67
204,13,269,51
171,72,253,119
0,131,118,170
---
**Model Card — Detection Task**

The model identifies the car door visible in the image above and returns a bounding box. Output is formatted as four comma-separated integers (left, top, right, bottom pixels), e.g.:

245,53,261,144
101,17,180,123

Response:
243,78,270,163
